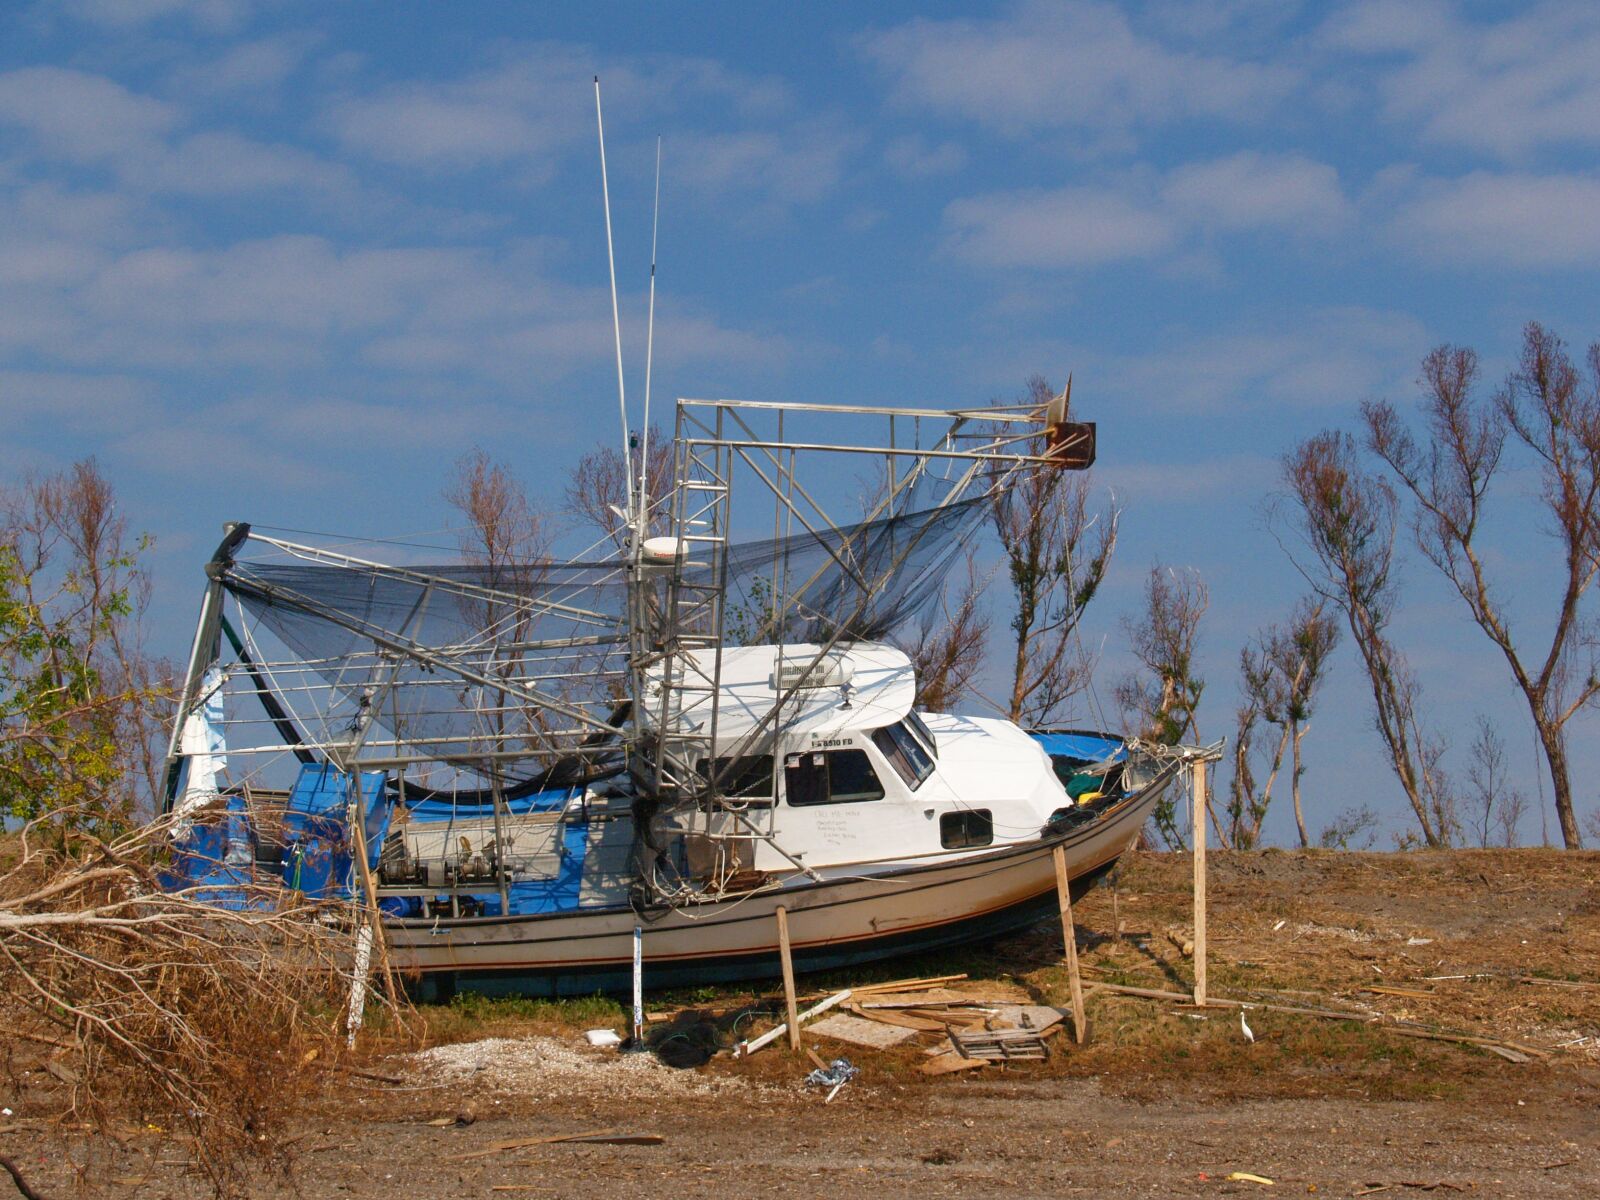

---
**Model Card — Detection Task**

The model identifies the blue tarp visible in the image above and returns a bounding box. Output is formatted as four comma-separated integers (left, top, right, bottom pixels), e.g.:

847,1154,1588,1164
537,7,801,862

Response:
280,763,391,900
162,794,264,910
1028,731,1126,763
497,816,590,916
401,784,582,822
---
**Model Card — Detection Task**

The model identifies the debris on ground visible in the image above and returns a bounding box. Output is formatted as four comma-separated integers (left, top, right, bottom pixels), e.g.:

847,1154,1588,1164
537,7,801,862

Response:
802,1057,859,1102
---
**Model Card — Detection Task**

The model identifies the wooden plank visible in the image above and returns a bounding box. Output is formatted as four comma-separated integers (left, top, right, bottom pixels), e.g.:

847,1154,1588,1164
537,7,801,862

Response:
845,1003,949,1032
1053,842,1088,1044
775,905,800,1054
992,1005,1066,1034
807,1012,918,1049
852,973,969,995
900,1008,990,1029
1192,759,1208,1008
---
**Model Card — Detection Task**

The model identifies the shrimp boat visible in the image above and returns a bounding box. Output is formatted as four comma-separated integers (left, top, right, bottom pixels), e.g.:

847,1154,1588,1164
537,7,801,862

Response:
161,393,1182,996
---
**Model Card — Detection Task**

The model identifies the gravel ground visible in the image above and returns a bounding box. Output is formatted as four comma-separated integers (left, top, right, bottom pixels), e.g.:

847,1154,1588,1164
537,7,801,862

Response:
4,848,1596,1198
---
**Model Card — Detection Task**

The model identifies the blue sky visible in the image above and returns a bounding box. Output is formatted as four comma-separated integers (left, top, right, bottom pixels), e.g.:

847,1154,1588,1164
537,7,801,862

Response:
4,1,1599,844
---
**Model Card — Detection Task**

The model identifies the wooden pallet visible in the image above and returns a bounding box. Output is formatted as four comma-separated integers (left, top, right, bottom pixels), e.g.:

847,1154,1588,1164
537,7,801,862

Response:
949,1027,1049,1061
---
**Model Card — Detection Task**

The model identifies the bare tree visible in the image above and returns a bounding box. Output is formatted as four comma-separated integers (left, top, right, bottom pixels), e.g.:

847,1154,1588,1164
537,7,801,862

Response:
1230,599,1339,848
1,459,169,826
444,449,551,759
1364,324,1600,849
991,377,1119,726
902,549,991,712
447,447,546,573
1116,563,1208,847
1465,717,1527,848
1276,432,1456,846
566,424,676,548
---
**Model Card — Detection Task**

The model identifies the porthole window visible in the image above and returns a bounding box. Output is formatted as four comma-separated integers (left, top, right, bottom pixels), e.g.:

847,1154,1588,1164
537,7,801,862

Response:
940,809,993,849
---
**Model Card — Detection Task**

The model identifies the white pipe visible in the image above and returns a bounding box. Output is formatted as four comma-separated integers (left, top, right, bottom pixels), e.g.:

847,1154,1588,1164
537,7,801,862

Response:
734,988,851,1057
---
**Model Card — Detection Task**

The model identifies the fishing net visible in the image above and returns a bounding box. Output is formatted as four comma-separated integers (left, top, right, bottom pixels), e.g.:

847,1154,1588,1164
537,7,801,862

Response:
220,496,985,787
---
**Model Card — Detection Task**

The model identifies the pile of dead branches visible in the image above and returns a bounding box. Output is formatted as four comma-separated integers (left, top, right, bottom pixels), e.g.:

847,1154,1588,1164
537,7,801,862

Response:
0,813,395,1191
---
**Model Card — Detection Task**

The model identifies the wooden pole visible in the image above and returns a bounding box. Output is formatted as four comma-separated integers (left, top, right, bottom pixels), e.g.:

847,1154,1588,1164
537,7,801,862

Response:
1192,759,1208,1008
1111,867,1122,944
345,769,397,1005
775,905,800,1053
1052,843,1088,1044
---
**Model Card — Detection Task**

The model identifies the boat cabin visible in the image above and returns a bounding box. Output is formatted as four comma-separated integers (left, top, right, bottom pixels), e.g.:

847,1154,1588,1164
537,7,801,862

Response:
645,643,1074,878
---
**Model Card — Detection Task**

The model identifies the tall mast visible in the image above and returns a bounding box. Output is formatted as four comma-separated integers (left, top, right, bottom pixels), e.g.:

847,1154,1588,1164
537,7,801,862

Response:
640,135,662,531
594,76,634,521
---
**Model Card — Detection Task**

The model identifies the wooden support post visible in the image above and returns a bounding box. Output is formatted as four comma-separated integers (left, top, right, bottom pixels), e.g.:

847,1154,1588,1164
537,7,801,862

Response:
1192,759,1208,1008
1111,867,1122,944
345,770,396,1006
775,905,800,1053
1052,844,1088,1044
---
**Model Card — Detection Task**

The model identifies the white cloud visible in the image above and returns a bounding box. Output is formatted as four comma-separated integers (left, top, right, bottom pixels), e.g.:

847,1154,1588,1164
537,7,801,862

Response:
945,187,1175,268
1323,1,1600,157
58,0,249,33
1100,306,1430,412
942,153,1349,269
324,46,846,215
0,369,156,433
1163,151,1350,230
166,32,320,98
0,66,179,161
861,0,1295,139
1099,453,1277,506
0,66,358,203
883,134,967,178
668,122,864,207
0,215,786,387
130,132,358,197
1393,172,1600,268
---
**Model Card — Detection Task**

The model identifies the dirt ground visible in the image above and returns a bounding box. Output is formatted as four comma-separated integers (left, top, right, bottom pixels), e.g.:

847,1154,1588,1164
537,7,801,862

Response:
5,848,1598,1198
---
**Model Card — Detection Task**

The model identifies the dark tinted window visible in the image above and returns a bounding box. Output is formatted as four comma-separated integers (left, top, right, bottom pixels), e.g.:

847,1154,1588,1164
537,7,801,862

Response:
871,721,934,790
785,749,885,806
695,755,773,801
940,809,993,849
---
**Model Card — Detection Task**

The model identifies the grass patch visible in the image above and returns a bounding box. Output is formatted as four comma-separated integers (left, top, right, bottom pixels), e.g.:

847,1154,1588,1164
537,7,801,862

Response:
416,990,627,1043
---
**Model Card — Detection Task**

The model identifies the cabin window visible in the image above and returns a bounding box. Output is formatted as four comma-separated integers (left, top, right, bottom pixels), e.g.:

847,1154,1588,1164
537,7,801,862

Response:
870,721,935,790
695,755,774,802
904,709,939,759
784,749,885,806
940,809,993,849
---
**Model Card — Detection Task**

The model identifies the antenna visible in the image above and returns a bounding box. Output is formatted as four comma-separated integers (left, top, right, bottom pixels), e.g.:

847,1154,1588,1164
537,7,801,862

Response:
639,136,661,530
594,76,634,518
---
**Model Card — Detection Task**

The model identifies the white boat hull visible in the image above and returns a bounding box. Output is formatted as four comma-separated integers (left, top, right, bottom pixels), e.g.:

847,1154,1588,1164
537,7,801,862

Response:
389,766,1176,998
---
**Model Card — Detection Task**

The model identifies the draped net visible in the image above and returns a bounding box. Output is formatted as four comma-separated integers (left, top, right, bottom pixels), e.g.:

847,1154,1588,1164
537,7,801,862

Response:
223,496,985,787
